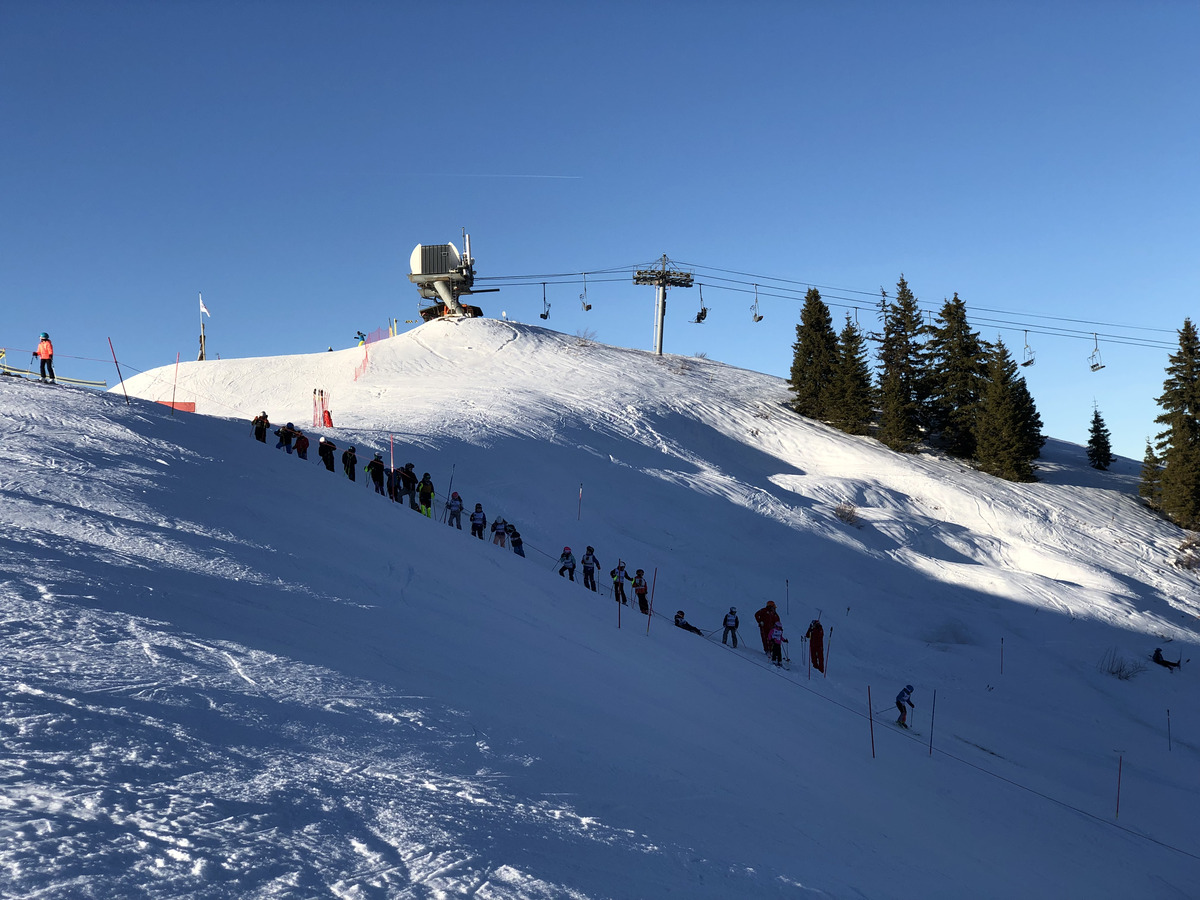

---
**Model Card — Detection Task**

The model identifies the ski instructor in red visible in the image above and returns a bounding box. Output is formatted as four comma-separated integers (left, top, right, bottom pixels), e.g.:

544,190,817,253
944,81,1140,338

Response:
804,618,825,673
754,601,780,653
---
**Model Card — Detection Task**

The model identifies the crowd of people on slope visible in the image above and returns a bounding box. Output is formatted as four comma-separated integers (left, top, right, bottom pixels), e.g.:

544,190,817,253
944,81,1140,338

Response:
248,410,923,709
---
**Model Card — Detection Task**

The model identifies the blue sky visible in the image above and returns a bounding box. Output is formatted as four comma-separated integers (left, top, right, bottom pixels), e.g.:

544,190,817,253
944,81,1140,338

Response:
2,1,1196,460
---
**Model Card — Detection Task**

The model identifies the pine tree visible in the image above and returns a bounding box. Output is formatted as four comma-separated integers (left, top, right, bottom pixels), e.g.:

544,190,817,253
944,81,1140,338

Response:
1154,319,1200,529
974,340,1036,481
828,314,874,435
924,292,989,458
1011,376,1045,464
1139,438,1163,508
1086,407,1114,470
788,288,839,419
873,276,926,451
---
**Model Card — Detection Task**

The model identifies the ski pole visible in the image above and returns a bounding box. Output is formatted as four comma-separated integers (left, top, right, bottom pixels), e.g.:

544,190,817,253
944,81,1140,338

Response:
441,464,455,523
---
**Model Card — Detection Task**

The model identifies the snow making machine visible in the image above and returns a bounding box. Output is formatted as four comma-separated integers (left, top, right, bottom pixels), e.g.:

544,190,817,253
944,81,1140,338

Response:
408,231,496,322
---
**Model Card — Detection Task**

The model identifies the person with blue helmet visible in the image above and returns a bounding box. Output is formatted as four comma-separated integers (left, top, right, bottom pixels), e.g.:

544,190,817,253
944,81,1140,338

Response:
35,333,55,383
274,421,296,453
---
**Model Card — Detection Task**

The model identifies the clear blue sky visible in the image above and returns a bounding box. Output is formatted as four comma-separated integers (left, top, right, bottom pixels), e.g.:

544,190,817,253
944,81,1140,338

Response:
3,1,1196,461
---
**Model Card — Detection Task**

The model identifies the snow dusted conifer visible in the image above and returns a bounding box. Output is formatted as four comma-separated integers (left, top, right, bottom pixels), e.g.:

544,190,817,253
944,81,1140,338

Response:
923,293,989,458
1086,406,1114,471
873,276,926,452
829,313,874,435
1139,438,1163,508
789,288,839,420
1154,318,1200,529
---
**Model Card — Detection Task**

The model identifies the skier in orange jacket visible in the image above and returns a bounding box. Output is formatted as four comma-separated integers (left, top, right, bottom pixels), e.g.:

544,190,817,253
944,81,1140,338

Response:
35,333,55,383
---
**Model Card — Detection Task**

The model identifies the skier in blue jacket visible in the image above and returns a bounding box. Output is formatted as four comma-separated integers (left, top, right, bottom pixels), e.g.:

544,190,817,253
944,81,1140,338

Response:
896,685,915,728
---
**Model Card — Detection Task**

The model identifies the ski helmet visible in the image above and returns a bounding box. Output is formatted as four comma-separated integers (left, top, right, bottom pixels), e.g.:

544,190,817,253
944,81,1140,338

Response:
676,610,685,617
905,685,913,693
636,569,644,575
286,422,294,429
374,452,382,459
586,546,594,553
475,503,482,509
349,446,355,452
729,606,737,613
563,546,571,553
40,332,48,339
319,436,325,443
452,492,460,499
405,462,414,470
767,601,776,609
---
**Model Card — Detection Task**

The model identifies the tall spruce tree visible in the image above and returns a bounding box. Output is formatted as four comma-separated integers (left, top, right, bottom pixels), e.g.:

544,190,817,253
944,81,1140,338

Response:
873,276,926,452
1086,407,1114,470
1139,438,1163,508
788,288,839,419
828,314,874,435
974,339,1037,481
1011,376,1045,464
924,292,989,458
1153,318,1200,528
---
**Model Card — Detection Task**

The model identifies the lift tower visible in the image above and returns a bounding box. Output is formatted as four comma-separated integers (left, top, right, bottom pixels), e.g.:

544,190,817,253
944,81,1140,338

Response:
634,255,694,356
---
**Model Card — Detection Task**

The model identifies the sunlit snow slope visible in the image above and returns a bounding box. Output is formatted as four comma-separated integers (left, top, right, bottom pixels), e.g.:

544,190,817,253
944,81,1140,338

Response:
2,317,1197,899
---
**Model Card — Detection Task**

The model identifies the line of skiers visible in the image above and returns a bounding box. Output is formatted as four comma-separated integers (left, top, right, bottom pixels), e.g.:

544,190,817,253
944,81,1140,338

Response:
249,411,913,698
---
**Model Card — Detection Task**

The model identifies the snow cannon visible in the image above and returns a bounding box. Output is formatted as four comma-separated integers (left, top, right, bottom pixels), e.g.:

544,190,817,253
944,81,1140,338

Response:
408,230,496,321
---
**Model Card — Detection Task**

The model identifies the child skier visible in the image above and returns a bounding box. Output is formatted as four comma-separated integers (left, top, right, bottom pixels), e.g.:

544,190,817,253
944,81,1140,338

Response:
317,436,336,471
722,607,739,647
445,492,464,529
632,569,650,614
674,611,705,636
768,622,786,667
580,546,600,592
470,504,487,539
557,547,577,581
611,563,630,604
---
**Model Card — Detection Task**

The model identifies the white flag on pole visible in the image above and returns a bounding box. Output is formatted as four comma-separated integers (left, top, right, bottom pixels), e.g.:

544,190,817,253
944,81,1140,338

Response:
199,293,211,317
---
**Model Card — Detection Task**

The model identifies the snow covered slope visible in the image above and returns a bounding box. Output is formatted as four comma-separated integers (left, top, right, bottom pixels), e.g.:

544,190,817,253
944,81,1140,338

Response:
2,318,1197,898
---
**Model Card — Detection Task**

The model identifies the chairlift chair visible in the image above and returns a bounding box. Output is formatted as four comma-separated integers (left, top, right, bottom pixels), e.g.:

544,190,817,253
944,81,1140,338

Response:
751,284,764,323
580,272,591,311
692,284,708,323
540,283,551,320
1089,333,1105,372
1020,330,1035,367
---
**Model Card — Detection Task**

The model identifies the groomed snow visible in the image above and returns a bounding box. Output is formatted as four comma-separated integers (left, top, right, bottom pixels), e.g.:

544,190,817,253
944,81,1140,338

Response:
2,317,1197,898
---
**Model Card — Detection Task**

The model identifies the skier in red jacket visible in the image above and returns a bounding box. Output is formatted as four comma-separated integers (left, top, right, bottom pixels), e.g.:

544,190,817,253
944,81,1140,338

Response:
754,601,780,653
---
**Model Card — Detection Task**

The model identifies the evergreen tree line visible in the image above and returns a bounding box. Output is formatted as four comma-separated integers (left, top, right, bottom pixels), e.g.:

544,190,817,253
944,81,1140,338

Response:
788,276,1044,482
1140,318,1200,530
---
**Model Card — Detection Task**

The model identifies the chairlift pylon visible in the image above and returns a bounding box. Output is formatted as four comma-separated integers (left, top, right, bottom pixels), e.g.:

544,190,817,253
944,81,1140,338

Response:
1089,333,1105,372
693,283,708,323
580,272,591,312
540,283,551,320
751,284,764,323
1021,330,1035,367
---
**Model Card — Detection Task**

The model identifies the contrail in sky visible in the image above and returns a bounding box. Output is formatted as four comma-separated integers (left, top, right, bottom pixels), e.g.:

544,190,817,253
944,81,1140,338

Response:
425,173,582,179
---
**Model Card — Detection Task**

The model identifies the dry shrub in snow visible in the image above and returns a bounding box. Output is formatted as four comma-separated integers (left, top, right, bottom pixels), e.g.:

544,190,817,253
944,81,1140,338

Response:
1174,534,1200,570
1097,646,1146,680
834,501,860,526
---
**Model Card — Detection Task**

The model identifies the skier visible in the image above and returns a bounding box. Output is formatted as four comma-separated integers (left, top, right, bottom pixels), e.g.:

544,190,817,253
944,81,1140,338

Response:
632,569,650,614
342,445,358,481
252,411,270,443
611,562,630,604
386,465,402,502
35,333,55,383
1152,648,1182,672
768,622,787,666
445,491,464,529
293,431,310,461
674,611,704,636
722,607,739,647
398,463,419,510
274,422,296,453
491,516,508,547
469,503,487,540
557,547,577,581
416,472,435,517
804,618,825,673
754,601,781,653
366,452,387,495
317,436,336,472
580,546,600,592
510,528,525,557
896,684,915,728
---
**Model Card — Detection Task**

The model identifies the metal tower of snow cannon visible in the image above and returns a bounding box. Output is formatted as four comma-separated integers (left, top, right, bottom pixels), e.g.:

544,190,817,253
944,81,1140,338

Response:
408,230,496,321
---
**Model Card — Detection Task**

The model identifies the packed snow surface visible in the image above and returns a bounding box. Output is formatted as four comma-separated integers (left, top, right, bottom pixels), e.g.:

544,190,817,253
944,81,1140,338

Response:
3,317,1198,898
